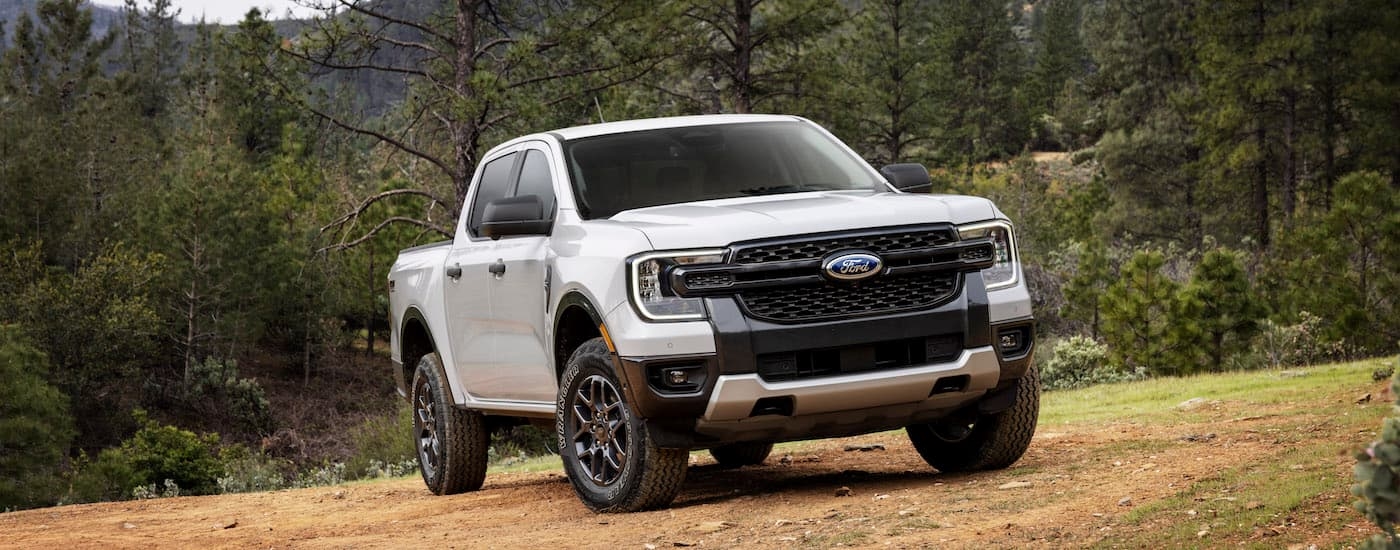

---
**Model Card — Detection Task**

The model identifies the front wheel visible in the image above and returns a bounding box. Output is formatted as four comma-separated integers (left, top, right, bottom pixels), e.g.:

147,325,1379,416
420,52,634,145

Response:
412,353,489,495
907,366,1040,473
557,338,688,512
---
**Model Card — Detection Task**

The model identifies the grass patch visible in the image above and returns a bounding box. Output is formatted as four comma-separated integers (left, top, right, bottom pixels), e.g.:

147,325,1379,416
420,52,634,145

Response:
1040,361,1389,426
1105,443,1348,547
488,454,562,475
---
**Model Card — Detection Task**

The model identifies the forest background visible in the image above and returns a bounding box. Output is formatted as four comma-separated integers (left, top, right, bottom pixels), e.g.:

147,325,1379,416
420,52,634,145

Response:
1,0,1397,511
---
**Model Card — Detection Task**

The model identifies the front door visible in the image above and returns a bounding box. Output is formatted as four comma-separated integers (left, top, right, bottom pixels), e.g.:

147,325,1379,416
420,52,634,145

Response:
481,146,558,403
443,151,518,399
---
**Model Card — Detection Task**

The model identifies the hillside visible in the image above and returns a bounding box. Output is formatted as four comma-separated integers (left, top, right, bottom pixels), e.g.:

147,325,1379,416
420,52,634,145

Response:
2,360,1391,548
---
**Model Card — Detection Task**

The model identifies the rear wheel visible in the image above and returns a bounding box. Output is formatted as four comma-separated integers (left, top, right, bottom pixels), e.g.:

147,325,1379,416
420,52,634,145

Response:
907,366,1040,473
709,442,774,468
557,338,688,512
412,353,489,495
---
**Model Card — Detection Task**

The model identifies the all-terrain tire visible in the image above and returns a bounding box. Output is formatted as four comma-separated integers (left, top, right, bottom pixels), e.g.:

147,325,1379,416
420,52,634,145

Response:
709,442,774,468
412,352,489,495
557,338,688,512
907,365,1040,473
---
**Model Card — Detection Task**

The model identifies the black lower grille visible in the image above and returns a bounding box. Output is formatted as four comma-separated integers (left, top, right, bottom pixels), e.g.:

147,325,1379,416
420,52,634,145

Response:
738,272,959,323
756,335,962,382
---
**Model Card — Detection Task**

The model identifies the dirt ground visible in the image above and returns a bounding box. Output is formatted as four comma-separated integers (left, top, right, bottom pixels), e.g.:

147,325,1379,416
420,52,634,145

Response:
1,395,1385,549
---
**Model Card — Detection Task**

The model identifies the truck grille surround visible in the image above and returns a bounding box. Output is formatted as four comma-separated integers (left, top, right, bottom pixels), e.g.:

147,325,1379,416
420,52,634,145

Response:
670,225,995,324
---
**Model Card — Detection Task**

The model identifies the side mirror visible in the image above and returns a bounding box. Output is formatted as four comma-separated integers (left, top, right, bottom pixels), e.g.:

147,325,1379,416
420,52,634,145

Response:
880,163,932,194
480,194,551,240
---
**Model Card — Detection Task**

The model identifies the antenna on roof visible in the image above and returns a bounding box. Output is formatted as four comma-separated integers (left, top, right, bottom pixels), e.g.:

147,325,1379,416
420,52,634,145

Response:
593,97,607,124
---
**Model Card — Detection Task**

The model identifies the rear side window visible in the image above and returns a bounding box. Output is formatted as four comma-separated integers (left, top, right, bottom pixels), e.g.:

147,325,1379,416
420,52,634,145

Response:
514,149,556,220
467,153,517,236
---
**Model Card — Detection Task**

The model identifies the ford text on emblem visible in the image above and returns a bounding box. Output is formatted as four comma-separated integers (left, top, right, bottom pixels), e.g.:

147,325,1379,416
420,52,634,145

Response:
823,252,883,281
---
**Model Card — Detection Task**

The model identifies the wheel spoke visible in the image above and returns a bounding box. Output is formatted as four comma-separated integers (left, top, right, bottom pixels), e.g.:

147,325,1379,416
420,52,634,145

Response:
568,373,633,487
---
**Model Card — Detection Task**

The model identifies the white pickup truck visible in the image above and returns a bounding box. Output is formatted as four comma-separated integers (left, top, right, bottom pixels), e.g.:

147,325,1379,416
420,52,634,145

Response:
387,114,1037,512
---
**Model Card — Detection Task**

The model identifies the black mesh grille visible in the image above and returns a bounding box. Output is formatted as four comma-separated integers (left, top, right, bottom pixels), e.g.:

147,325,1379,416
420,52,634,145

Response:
684,272,734,289
732,228,957,264
739,272,959,323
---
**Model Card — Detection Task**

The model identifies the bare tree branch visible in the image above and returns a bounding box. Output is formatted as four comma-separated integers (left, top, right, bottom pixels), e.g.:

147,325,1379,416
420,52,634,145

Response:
333,0,450,44
319,216,452,253
320,188,454,234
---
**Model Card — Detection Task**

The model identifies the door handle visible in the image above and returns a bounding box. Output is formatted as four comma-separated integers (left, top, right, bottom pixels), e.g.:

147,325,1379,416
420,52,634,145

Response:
446,264,462,280
488,261,506,277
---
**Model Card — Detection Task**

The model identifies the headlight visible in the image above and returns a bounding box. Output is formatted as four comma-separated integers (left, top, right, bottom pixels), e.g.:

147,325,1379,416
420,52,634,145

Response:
628,250,726,321
958,221,1019,291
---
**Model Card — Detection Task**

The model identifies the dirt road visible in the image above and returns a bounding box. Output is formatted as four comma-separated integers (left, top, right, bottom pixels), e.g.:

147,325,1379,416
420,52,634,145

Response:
2,378,1387,549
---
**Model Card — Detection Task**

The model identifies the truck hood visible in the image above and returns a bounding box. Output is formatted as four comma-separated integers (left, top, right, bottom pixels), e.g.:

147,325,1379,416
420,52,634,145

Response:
609,191,999,250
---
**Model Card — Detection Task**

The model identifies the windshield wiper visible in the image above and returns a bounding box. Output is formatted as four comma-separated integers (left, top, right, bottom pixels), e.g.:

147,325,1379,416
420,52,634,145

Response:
738,184,843,196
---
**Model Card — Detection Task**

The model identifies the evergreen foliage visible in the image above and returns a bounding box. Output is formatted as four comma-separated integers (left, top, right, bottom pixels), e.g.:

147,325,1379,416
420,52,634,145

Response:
0,325,75,510
1179,248,1267,371
0,0,1397,511
1100,250,1192,375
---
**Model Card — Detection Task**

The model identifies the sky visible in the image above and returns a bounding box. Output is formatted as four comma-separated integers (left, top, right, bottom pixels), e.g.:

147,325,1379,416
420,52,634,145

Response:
89,0,319,24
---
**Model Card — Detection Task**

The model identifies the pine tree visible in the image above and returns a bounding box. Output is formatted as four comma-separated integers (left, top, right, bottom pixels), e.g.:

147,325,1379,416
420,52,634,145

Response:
931,0,1029,165
1084,0,1205,247
1030,0,1092,149
816,0,939,165
1062,239,1111,339
1101,249,1191,375
0,325,76,510
1180,248,1266,371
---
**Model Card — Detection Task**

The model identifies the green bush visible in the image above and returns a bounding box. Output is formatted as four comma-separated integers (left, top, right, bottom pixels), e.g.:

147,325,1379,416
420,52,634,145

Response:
1353,360,1400,548
67,411,224,502
186,356,273,434
1256,311,1347,368
216,444,292,494
0,325,76,510
489,425,557,464
1041,335,1143,390
345,404,415,479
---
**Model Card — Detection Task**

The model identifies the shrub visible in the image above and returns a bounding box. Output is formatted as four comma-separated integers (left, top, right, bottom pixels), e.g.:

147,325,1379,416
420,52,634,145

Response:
1256,311,1348,368
216,445,292,494
186,356,273,434
1353,359,1400,548
490,425,557,464
1041,336,1143,390
345,404,415,479
67,411,223,502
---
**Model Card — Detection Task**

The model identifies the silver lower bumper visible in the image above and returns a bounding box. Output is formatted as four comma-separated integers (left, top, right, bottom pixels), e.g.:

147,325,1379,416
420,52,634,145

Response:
695,346,1001,440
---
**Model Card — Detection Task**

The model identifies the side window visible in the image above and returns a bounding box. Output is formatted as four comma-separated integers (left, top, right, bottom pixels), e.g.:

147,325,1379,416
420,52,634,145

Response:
467,153,517,236
513,149,556,220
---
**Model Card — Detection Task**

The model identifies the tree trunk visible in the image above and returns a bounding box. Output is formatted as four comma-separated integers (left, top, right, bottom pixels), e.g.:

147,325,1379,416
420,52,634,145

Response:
732,0,753,113
366,247,375,356
452,0,482,212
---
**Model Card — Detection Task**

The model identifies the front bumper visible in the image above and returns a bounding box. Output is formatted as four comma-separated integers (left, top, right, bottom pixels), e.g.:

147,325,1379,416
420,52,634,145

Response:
611,276,1035,448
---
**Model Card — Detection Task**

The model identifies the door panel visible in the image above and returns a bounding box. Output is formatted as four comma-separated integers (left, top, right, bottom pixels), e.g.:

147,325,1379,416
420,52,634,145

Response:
480,147,559,403
444,152,517,397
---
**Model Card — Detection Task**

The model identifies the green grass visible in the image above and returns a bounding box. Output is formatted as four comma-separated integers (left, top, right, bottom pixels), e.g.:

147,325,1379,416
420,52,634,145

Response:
1040,360,1393,426
488,454,563,474
1061,359,1393,548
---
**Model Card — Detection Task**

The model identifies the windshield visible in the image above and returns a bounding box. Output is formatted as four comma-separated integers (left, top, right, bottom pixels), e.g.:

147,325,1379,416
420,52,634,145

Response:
562,121,885,219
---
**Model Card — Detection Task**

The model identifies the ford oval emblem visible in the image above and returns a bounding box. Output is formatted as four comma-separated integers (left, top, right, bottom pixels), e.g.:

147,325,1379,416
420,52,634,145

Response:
823,251,883,281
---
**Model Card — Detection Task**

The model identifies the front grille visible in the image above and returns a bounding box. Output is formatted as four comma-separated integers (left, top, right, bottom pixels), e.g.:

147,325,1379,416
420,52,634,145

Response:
738,271,959,323
732,227,957,264
756,335,962,382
